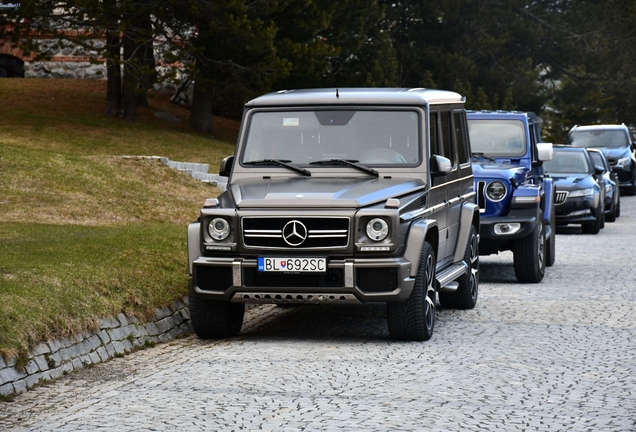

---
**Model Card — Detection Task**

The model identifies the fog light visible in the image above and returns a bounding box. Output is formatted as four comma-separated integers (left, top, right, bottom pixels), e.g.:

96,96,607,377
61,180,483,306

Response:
494,223,521,235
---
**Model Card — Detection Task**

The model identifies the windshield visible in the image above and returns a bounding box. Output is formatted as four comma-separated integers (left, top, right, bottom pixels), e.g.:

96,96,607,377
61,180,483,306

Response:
468,119,526,158
241,109,420,166
544,150,592,174
567,129,630,148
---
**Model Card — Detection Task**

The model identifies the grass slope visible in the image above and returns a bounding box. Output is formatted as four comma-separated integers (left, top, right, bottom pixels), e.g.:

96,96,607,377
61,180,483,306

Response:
0,79,238,360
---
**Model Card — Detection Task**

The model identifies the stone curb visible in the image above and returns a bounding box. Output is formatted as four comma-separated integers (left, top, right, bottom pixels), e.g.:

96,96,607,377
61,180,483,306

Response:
0,298,193,397
120,156,228,191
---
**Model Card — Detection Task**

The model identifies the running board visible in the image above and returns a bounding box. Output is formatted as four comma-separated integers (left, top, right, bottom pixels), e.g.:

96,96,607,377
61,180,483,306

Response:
436,262,468,292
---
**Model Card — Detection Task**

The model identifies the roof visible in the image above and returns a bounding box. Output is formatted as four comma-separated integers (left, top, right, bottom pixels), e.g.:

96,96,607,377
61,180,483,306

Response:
466,110,538,121
245,88,466,107
569,124,628,132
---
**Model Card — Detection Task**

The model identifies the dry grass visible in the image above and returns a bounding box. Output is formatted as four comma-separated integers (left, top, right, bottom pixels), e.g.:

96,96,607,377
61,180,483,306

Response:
0,78,240,359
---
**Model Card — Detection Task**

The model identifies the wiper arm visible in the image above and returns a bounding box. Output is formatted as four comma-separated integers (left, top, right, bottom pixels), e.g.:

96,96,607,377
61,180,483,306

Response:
471,152,497,162
243,159,311,176
309,159,378,177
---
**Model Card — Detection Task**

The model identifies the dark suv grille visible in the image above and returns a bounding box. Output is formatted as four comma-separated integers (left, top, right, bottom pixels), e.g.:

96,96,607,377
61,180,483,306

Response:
242,217,349,249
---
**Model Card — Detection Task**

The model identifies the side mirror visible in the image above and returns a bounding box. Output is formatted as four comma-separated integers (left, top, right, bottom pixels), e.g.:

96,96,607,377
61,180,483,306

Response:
612,164,624,173
431,155,452,177
219,155,234,177
537,142,553,161
594,166,604,176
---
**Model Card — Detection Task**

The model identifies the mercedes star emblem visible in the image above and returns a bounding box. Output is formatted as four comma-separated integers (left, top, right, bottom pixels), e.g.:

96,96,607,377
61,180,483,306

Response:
282,220,308,246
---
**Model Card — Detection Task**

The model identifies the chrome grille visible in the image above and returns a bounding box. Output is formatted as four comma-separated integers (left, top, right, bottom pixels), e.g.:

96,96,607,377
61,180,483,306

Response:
242,217,349,249
476,180,486,211
555,191,569,204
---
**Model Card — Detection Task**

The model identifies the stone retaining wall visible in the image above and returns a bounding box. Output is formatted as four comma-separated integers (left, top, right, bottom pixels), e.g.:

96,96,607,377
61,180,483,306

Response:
0,298,192,397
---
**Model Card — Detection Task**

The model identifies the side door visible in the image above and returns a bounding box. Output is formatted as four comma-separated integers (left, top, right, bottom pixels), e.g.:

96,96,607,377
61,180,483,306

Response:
439,108,461,262
428,108,449,262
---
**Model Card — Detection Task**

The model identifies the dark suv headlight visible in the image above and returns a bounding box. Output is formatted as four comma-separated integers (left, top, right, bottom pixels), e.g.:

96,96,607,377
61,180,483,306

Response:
208,217,231,241
366,218,389,241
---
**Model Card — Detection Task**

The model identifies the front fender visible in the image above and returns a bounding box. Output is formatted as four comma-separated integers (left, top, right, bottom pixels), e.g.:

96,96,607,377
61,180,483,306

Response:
403,219,439,278
542,177,555,226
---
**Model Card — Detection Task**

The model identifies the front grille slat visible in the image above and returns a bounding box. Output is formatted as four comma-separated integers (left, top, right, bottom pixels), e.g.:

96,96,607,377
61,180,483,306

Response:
555,191,568,204
242,217,349,249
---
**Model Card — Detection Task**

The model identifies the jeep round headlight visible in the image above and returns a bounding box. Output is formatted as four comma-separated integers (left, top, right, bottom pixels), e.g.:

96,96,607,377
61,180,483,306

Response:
486,181,507,201
366,218,389,241
208,218,230,241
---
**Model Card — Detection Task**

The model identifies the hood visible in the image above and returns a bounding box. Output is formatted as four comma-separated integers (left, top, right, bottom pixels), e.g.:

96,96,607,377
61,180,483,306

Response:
599,147,630,160
472,160,528,184
228,176,426,209
551,173,597,190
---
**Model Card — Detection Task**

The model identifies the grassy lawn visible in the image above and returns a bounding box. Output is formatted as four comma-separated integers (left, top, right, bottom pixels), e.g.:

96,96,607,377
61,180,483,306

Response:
0,79,239,360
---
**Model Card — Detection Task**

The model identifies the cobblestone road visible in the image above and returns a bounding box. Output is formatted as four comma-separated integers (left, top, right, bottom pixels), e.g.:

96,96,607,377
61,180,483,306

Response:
2,198,635,431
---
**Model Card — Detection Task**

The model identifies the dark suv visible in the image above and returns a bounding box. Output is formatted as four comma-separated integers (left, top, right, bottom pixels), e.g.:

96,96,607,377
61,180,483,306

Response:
188,88,480,341
566,124,636,195
467,111,556,283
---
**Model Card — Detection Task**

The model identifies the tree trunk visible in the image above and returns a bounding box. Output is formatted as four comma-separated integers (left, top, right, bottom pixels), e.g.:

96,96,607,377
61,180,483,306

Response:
104,0,121,117
121,31,140,122
189,80,214,133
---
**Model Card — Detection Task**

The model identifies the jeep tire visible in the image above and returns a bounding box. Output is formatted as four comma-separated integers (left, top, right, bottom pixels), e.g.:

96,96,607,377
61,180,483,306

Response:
387,242,436,341
513,212,546,283
189,282,245,338
439,225,479,309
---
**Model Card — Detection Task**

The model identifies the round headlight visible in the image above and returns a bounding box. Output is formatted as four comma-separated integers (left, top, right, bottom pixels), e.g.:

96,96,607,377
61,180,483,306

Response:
209,218,230,241
366,218,389,241
486,181,507,201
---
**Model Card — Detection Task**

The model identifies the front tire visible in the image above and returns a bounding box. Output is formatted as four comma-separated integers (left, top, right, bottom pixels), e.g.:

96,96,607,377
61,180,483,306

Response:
387,242,436,341
439,225,479,309
513,212,546,283
189,281,245,339
545,207,556,267
582,207,602,235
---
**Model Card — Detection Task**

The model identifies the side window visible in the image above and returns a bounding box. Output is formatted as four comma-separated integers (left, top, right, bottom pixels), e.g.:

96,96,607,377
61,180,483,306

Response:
440,110,454,166
454,110,469,165
430,111,439,156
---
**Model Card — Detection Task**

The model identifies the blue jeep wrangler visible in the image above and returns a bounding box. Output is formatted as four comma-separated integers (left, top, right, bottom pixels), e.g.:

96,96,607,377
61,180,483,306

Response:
467,111,556,283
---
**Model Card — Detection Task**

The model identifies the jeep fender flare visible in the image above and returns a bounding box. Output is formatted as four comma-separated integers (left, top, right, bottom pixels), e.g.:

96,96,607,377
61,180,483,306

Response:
188,222,201,276
453,202,480,263
404,219,439,278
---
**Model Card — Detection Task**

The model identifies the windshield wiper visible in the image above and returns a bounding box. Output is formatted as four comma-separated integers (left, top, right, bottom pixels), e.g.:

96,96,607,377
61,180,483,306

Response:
309,159,378,177
471,152,497,162
243,159,311,176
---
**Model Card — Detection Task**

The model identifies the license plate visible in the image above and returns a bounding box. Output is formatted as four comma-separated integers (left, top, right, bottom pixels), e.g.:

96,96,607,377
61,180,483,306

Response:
257,257,327,273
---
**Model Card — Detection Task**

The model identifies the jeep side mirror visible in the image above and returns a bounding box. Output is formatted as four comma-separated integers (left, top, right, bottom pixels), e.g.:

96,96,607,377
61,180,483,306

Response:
537,143,553,162
430,155,452,177
219,155,234,177
612,164,624,173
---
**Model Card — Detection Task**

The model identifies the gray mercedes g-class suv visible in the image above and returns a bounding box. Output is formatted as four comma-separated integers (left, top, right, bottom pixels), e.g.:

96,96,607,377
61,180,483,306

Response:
188,88,480,341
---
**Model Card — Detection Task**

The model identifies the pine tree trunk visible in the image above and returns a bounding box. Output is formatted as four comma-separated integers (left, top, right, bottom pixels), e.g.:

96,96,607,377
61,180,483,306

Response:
104,0,121,117
121,31,139,122
189,80,214,133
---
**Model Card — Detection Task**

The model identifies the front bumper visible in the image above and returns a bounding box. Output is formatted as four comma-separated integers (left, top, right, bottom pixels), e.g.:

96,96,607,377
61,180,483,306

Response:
479,206,538,242
555,196,599,225
191,256,416,304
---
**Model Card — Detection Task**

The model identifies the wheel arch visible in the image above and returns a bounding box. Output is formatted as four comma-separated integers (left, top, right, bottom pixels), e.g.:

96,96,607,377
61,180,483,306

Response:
404,219,439,278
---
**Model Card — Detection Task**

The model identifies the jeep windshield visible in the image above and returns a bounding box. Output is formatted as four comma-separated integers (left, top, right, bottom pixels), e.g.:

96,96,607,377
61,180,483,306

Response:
468,119,526,158
240,109,420,167
567,129,630,149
